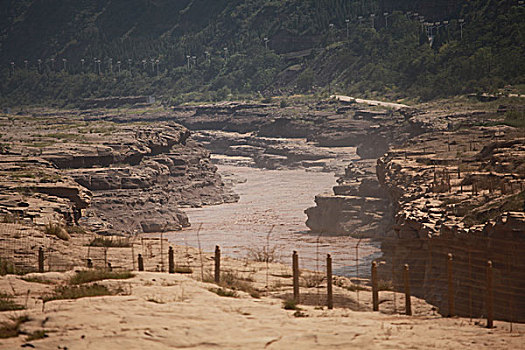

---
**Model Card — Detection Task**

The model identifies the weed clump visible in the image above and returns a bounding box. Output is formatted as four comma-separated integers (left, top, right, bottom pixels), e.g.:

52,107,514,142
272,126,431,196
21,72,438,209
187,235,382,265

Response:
44,222,70,241
0,293,24,311
0,315,30,339
26,330,47,341
209,271,260,298
282,298,299,310
88,236,131,247
209,288,238,298
43,284,113,302
69,270,134,285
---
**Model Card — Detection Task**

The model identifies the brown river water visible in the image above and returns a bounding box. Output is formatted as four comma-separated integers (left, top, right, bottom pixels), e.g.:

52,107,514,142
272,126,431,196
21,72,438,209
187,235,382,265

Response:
166,161,381,277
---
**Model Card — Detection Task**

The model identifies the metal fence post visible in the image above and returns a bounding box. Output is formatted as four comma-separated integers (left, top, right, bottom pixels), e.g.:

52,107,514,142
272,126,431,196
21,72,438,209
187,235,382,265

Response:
327,254,333,310
292,251,300,303
448,253,454,317
487,260,494,328
215,245,221,283
168,246,175,274
372,261,379,311
138,254,144,271
404,264,412,316
38,247,44,273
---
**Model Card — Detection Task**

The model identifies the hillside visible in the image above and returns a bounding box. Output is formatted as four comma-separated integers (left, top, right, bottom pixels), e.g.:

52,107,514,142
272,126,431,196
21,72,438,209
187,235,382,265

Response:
0,0,524,106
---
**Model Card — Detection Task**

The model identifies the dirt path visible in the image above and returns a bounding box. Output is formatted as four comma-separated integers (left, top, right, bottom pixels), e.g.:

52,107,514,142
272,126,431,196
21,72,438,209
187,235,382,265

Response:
332,95,410,110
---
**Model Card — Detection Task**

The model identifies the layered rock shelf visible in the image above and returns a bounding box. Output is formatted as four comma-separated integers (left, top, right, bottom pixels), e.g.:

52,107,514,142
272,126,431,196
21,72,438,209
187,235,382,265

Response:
0,110,236,234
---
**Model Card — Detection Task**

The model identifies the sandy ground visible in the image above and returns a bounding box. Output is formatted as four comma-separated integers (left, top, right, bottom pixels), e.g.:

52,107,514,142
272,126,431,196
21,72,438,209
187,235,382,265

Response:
0,254,523,349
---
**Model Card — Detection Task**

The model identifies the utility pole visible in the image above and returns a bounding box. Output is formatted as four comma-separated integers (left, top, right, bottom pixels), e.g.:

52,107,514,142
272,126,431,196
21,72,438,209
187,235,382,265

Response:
204,51,210,65
459,19,465,40
370,13,375,28
186,55,191,70
155,59,159,75
97,59,101,75
80,58,85,71
264,37,269,49
24,60,28,69
128,58,132,74
109,58,113,73
10,61,15,75
384,12,391,28
62,58,67,71
117,60,121,74
223,47,228,61
358,16,363,25
50,58,55,71
345,19,349,38
37,59,42,72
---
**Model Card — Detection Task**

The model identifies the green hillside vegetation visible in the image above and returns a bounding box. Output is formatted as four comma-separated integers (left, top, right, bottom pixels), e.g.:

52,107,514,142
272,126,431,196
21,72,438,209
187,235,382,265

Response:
0,0,523,106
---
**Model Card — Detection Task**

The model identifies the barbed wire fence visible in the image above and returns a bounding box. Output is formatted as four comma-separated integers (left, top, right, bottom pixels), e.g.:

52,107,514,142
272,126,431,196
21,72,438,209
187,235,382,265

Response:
1,221,524,328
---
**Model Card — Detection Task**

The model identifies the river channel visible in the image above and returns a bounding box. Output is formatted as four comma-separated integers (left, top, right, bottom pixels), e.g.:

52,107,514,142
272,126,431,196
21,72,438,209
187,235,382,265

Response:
167,157,381,277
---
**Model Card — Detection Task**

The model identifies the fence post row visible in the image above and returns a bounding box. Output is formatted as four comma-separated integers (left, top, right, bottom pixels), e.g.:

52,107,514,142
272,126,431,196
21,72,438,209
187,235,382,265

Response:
168,246,175,274
447,253,454,317
486,260,494,329
38,247,44,273
326,254,333,310
214,245,221,283
372,261,379,311
292,251,300,304
138,254,144,271
404,264,412,316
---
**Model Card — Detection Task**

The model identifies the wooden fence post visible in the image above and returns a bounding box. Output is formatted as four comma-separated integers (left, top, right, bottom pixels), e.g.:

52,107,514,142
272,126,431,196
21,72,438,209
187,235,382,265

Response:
448,253,455,317
214,245,221,283
138,254,144,271
87,258,93,269
403,264,412,316
487,260,494,328
327,254,333,310
38,247,44,273
372,261,379,311
168,246,175,274
292,251,300,304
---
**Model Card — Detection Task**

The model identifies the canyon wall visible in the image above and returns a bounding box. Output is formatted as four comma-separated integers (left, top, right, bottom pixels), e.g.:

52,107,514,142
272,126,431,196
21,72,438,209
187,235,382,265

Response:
377,125,525,321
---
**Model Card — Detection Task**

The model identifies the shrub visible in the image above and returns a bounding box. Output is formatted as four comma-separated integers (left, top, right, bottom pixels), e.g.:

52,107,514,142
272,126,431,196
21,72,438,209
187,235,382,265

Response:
246,246,278,263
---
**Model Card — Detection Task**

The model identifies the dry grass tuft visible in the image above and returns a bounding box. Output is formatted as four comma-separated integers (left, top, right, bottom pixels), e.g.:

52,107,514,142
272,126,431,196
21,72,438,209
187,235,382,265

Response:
44,222,70,241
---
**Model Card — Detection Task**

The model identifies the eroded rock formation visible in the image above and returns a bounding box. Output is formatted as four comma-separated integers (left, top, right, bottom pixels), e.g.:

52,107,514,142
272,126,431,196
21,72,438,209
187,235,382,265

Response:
0,110,236,234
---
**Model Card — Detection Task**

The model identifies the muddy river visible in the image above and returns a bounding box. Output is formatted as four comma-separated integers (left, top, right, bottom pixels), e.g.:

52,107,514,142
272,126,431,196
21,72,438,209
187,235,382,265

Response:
167,158,381,277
